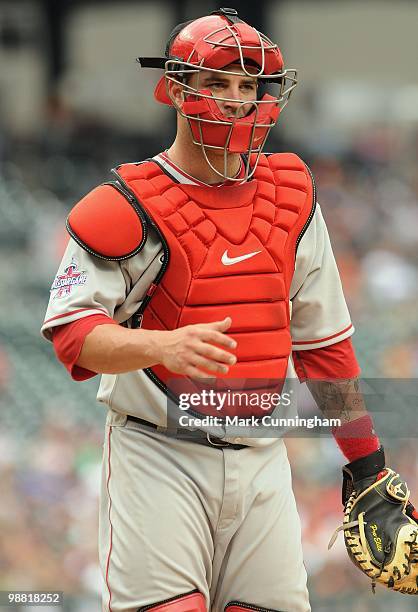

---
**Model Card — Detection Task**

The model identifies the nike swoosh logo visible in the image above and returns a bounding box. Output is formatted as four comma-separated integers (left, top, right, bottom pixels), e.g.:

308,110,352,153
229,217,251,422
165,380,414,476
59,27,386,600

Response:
221,249,262,266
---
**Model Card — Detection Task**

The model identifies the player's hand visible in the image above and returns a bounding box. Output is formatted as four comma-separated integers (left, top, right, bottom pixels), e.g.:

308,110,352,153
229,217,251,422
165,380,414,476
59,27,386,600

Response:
155,317,237,378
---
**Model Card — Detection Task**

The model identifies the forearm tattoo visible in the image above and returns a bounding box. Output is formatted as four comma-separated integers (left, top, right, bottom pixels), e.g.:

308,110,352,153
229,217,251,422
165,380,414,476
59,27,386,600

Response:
306,377,367,424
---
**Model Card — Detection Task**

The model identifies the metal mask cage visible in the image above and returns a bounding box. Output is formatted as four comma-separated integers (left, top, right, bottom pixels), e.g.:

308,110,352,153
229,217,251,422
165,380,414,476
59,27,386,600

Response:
196,102,272,183
164,62,297,182
156,19,298,182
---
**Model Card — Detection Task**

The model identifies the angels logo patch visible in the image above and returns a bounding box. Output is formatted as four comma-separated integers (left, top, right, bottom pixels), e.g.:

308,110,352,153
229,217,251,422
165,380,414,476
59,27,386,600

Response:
51,257,87,299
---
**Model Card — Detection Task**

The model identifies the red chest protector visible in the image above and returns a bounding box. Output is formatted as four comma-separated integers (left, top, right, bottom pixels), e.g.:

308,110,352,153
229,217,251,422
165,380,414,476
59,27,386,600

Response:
68,153,315,417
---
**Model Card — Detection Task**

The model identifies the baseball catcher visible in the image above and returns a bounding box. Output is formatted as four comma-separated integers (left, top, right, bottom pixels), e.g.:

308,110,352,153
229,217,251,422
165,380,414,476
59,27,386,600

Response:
329,446,418,594
41,5,418,611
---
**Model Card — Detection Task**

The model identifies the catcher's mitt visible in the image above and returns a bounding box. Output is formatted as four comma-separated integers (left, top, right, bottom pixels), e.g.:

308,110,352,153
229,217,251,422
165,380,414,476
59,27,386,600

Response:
329,447,418,594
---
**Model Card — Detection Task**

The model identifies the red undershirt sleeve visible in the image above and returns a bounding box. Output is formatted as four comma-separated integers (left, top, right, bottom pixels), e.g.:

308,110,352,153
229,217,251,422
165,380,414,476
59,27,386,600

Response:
51,314,117,381
292,337,361,382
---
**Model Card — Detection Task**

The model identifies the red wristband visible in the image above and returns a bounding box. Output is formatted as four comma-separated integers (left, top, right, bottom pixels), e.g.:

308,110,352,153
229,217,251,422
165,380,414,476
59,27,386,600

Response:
333,414,380,463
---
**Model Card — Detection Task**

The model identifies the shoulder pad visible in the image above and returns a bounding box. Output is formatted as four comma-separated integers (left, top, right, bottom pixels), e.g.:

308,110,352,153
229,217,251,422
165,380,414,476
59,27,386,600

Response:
265,152,315,195
66,183,147,261
265,152,307,172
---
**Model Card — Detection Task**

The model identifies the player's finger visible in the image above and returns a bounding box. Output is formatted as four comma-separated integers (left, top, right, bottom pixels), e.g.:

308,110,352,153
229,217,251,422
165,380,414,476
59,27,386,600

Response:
184,365,217,379
201,317,232,332
195,343,236,365
192,354,230,374
198,329,237,349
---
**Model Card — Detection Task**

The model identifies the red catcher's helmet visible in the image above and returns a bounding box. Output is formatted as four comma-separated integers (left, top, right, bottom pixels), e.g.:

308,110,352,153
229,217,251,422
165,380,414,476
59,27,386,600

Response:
137,8,297,181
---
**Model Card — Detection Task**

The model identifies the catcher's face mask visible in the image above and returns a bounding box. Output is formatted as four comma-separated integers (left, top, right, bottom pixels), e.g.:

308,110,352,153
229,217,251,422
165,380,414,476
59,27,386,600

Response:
137,8,297,182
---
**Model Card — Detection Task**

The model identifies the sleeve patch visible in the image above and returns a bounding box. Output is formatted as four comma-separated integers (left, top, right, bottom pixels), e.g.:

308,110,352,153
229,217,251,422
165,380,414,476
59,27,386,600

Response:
50,257,88,299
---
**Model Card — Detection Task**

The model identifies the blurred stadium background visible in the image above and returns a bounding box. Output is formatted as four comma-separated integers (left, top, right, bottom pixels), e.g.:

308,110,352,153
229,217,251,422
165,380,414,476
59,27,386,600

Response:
0,0,417,610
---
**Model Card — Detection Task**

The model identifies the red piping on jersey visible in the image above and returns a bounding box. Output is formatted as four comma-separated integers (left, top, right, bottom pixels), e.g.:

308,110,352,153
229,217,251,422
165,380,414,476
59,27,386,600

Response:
158,152,208,186
105,427,114,612
292,323,353,346
43,307,108,326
